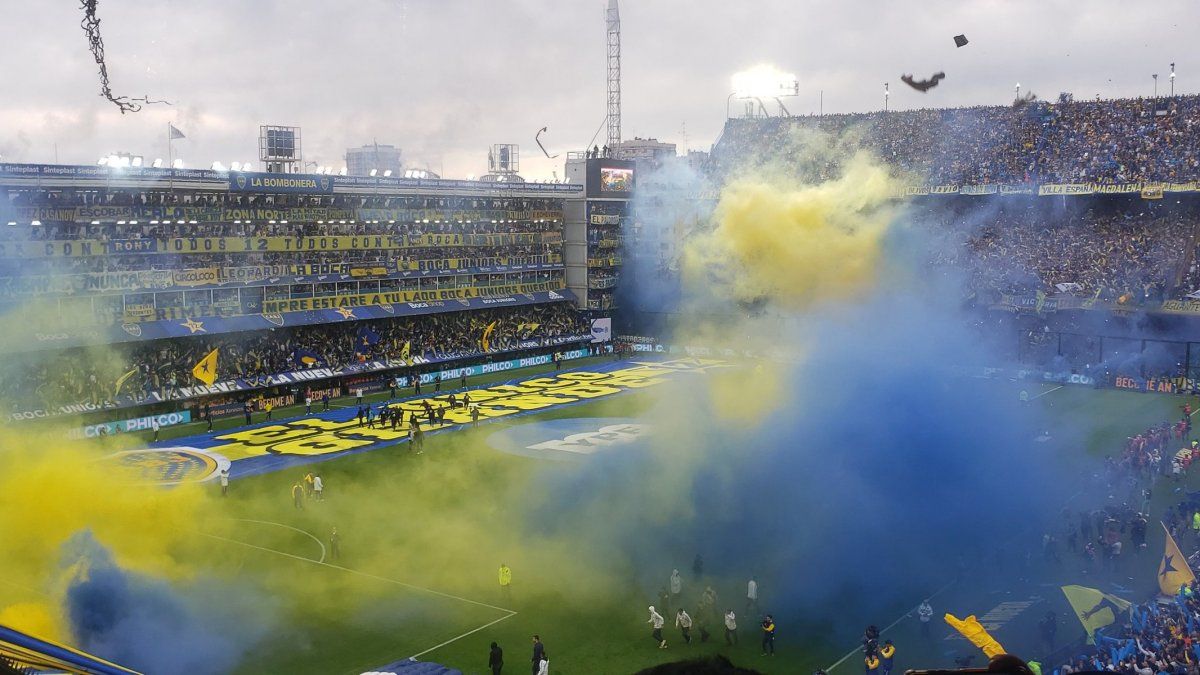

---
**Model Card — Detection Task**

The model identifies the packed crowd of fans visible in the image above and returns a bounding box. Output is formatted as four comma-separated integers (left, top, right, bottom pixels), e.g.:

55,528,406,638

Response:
714,94,1200,185
926,202,1199,301
3,303,589,410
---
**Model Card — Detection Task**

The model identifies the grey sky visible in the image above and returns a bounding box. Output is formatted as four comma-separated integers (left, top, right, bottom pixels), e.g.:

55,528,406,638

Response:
0,0,1195,179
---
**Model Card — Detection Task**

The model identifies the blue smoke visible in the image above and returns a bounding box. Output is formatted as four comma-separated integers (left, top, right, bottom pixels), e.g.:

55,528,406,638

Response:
61,531,274,675
527,206,1072,642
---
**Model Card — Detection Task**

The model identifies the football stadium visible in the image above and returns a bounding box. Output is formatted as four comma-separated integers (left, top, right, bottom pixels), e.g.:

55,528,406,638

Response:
6,2,1200,674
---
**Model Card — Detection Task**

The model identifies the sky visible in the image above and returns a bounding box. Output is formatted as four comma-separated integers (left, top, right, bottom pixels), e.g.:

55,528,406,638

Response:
0,0,1195,180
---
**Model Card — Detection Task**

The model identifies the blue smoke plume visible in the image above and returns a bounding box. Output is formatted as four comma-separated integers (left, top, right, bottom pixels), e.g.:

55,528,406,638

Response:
61,531,274,675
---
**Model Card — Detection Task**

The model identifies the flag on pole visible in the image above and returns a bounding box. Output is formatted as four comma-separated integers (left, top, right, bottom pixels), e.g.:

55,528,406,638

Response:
1062,585,1131,644
943,614,1005,659
192,348,219,385
399,340,411,364
168,123,186,140
1159,522,1196,595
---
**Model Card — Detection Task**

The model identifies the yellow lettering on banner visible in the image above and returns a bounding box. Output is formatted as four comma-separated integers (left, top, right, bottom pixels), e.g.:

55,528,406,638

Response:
553,383,622,398
344,427,410,442
489,393,579,411
216,425,319,447
271,435,373,456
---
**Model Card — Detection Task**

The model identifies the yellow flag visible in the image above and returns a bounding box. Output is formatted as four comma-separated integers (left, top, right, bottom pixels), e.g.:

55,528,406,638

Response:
399,340,411,363
1061,585,1131,644
1159,522,1196,595
113,368,138,397
192,348,219,386
480,321,498,352
944,613,1005,658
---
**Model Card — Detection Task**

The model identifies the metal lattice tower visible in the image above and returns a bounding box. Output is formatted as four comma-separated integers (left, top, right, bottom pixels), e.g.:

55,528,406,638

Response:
606,0,621,155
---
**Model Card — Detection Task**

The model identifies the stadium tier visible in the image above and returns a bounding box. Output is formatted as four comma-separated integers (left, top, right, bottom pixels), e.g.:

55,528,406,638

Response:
713,94,1200,186
0,164,607,420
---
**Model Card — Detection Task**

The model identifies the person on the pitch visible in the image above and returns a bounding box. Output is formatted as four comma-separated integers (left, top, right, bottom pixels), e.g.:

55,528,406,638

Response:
865,650,881,675
488,641,503,675
313,473,324,501
760,615,776,656
675,608,693,645
219,468,229,496
291,482,304,509
530,635,545,674
669,569,682,606
879,639,896,675
499,563,512,602
917,599,933,637
648,606,666,649
724,609,738,645
329,526,340,560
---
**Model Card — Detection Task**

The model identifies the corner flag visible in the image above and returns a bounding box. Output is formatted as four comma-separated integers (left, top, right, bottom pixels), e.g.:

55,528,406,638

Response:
192,348,219,385
1062,585,1131,644
1159,523,1196,595
168,123,186,140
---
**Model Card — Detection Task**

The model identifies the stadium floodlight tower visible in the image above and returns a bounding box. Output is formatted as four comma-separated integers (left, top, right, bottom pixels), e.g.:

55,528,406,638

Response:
259,125,303,173
606,0,621,157
731,64,800,118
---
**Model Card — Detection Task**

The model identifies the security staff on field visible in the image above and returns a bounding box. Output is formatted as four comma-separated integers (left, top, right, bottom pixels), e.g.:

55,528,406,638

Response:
865,651,881,675
499,563,512,602
879,639,896,675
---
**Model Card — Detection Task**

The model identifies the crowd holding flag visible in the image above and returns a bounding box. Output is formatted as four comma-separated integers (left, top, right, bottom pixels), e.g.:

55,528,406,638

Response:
516,322,541,340
480,320,498,352
399,340,412,364
1062,585,1131,644
113,367,138,397
192,348,219,385
1158,522,1195,595
291,348,327,368
355,324,381,358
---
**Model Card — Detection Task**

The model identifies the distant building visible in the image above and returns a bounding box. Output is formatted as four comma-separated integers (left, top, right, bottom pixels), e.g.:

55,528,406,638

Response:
614,137,676,168
685,150,710,173
345,143,403,176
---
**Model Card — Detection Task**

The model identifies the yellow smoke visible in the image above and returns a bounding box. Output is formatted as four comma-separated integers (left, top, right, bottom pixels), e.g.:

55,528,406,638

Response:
684,150,900,311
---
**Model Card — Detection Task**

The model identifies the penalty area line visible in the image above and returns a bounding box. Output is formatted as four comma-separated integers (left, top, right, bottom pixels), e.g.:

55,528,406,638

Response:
1029,385,1063,401
196,531,514,614
407,610,518,661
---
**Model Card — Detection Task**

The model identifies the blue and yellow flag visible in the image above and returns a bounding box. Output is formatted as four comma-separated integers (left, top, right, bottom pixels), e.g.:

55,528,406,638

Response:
1062,585,1131,644
399,340,411,364
192,348,219,385
1159,522,1196,595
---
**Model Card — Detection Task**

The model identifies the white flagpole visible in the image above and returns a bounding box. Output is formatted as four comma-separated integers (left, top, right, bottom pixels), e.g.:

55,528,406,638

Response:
167,123,173,167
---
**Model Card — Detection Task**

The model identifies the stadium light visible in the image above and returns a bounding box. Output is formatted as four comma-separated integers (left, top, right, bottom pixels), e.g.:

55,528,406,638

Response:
731,64,799,99
383,170,392,177
369,169,378,176
339,167,347,176
149,220,159,225
466,174,476,181
152,158,163,168
30,220,41,226
281,220,288,224
97,157,108,166
172,159,184,169
131,157,143,167
230,162,242,171
211,161,226,171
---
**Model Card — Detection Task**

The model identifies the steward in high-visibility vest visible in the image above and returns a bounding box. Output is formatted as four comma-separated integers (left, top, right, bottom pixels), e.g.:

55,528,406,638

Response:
865,654,881,675
879,641,896,675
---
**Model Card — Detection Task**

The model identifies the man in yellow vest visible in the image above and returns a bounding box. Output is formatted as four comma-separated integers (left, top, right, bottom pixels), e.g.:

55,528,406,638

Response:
879,639,896,675
865,651,881,675
499,563,512,603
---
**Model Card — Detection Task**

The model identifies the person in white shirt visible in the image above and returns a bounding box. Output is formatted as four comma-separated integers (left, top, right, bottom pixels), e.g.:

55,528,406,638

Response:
917,599,933,637
724,609,738,645
151,417,160,442
669,569,682,604
648,605,666,649
536,656,549,675
305,396,312,414
313,474,324,501
746,577,759,614
219,468,229,496
675,608,693,645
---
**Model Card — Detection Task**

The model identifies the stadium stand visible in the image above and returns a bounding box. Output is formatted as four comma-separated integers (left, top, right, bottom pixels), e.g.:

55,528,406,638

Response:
712,94,1200,184
0,165,595,421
